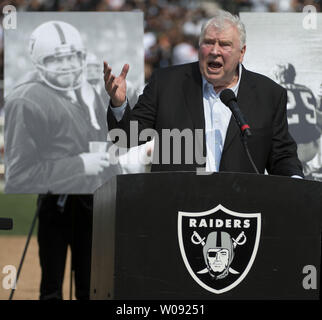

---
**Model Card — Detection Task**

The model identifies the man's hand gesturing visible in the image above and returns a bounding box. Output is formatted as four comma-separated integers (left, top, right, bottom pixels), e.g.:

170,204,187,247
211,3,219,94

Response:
103,61,129,107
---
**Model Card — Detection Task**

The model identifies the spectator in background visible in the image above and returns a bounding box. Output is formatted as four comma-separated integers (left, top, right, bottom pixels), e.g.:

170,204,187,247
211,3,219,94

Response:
217,0,252,14
172,34,198,65
172,40,198,65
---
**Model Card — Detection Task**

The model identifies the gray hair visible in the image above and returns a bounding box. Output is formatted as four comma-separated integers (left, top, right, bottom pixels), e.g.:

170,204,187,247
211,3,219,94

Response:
199,10,246,49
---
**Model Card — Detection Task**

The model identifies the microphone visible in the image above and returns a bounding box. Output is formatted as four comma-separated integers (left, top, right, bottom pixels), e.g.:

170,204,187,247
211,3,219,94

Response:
220,89,259,174
220,89,251,137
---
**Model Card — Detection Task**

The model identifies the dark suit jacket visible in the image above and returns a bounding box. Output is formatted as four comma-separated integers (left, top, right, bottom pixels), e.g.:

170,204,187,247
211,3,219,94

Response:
107,62,303,177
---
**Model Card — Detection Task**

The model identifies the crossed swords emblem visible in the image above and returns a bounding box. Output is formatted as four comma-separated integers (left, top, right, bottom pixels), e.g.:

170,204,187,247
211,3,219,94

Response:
191,230,247,275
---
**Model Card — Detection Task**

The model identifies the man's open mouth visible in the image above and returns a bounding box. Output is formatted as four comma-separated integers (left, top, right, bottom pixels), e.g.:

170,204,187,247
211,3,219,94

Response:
208,61,223,70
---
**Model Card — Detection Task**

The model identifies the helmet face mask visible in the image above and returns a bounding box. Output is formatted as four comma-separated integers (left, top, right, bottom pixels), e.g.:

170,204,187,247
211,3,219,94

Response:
39,51,84,90
29,21,87,91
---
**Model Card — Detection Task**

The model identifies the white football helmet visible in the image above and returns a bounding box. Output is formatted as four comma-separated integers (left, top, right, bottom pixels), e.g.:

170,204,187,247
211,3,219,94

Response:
29,20,86,91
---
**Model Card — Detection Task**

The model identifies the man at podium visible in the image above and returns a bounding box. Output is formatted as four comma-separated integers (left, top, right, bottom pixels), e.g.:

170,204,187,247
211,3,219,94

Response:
104,9,303,178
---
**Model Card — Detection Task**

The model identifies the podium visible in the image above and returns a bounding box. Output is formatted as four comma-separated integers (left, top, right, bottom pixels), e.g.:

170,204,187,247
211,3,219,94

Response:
90,172,322,300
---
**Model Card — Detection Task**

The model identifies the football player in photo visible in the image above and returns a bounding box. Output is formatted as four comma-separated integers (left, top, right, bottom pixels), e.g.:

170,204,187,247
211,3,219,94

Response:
272,63,321,177
4,21,119,194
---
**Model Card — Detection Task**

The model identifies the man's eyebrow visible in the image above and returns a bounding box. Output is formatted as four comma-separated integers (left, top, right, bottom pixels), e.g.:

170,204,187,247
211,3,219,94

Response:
219,39,233,44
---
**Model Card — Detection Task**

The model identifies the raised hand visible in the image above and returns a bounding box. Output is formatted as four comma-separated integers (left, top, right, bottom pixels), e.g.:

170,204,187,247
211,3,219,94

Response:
103,61,129,107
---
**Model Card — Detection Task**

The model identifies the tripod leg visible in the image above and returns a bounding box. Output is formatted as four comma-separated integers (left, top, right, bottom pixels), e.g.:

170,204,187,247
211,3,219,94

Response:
69,196,75,300
9,199,40,300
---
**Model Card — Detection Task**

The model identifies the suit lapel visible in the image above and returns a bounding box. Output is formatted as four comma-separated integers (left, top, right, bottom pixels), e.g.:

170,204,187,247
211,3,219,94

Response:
182,62,205,130
222,66,257,155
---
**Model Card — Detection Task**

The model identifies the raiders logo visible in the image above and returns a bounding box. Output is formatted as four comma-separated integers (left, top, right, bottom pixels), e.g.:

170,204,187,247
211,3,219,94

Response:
178,204,261,294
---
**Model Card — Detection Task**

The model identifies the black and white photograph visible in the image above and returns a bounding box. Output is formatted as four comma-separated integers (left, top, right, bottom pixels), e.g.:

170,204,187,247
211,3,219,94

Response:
240,12,322,181
3,12,144,194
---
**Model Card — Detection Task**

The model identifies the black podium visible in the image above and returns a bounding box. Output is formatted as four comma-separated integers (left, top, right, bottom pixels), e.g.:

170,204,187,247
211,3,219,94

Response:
90,172,322,300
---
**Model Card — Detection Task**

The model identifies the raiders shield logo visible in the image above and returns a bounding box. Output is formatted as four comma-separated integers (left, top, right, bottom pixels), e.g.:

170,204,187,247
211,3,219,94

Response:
178,204,261,294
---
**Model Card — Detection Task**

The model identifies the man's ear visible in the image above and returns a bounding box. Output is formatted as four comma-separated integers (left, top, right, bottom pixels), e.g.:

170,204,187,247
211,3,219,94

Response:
239,45,246,64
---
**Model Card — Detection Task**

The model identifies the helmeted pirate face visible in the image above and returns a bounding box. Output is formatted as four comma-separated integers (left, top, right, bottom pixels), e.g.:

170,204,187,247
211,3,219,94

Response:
207,248,229,273
203,231,234,279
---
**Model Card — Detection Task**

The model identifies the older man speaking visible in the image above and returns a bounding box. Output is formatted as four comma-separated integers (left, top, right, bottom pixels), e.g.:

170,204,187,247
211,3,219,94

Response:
104,9,303,178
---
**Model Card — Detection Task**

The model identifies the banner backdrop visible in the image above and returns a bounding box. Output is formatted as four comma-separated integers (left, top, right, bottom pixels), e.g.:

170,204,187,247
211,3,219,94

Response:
240,12,322,181
4,12,144,194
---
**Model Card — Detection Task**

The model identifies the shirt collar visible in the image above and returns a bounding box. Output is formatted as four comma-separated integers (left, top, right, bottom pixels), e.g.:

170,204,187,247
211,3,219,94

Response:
202,63,243,98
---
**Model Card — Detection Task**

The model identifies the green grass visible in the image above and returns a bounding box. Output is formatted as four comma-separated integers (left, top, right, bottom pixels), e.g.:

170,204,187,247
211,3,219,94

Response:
0,193,38,236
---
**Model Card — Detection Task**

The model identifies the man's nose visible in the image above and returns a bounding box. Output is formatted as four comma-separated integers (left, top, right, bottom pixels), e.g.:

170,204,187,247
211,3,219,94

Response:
61,57,71,68
210,42,221,55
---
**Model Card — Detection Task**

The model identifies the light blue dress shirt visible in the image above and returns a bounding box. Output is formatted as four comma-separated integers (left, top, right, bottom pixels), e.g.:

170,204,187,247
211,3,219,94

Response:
203,64,242,172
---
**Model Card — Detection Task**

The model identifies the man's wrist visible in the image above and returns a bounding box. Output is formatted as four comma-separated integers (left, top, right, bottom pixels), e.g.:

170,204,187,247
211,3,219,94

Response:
111,99,126,108
110,98,127,121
